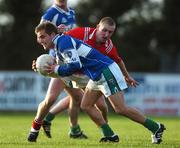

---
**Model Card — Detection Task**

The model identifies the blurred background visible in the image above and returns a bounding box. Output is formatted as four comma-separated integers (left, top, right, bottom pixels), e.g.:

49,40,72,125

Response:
0,0,179,116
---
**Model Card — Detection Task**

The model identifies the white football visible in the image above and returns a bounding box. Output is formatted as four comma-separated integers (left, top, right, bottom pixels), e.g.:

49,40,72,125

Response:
36,54,55,77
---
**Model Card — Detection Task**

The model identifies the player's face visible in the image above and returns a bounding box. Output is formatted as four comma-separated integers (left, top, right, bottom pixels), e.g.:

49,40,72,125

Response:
96,23,115,43
36,30,55,50
55,0,67,8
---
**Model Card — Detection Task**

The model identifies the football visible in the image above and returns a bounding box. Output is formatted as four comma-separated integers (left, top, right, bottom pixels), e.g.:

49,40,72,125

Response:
36,54,55,77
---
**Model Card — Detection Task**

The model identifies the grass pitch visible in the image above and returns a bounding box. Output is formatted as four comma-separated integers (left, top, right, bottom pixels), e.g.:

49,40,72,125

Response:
0,112,179,148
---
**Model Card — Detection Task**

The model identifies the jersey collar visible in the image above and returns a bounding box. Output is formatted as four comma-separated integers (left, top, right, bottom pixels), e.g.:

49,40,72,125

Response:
89,28,97,41
53,4,71,15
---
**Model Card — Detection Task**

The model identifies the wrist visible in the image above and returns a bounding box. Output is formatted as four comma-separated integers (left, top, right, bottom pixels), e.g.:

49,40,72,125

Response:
54,65,60,74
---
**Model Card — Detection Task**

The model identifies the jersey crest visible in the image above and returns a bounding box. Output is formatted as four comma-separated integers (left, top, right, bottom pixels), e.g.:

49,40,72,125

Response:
61,17,67,23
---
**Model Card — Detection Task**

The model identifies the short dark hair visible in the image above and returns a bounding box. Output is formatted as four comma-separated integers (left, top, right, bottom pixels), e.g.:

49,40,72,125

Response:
35,22,58,35
99,17,116,26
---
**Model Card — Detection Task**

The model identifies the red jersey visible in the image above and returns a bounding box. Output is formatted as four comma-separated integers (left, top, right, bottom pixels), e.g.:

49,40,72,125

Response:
65,27,122,63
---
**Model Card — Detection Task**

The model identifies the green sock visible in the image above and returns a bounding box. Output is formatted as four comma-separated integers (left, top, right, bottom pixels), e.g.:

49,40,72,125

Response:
44,112,55,123
100,123,114,137
70,124,81,135
144,118,159,134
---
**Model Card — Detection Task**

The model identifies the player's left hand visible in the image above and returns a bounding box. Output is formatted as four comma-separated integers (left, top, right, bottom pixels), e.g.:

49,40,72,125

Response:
44,63,59,77
125,76,139,87
57,24,67,33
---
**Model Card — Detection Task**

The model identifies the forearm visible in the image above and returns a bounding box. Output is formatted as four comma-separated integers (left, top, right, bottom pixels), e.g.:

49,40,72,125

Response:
54,63,81,77
118,60,139,87
118,60,130,78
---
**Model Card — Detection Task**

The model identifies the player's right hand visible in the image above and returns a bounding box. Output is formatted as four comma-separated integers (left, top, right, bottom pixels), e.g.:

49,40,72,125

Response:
57,24,67,33
125,76,139,87
32,60,37,72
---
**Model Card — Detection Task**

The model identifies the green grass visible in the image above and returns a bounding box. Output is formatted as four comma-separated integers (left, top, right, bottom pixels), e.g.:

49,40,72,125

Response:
0,112,180,148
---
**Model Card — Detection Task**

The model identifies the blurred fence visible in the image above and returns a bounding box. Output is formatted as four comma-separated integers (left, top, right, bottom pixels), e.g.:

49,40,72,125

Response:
0,71,66,111
0,71,180,116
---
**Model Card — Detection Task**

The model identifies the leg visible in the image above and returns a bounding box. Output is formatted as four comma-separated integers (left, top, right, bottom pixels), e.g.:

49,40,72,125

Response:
95,95,108,122
108,91,146,124
42,96,70,138
108,91,166,144
49,96,70,115
65,87,83,127
81,89,119,142
27,78,65,142
43,96,70,126
81,89,105,126
36,78,66,120
64,87,87,139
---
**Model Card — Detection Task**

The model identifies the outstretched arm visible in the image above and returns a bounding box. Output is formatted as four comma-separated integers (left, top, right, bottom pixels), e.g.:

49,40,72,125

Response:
118,60,139,87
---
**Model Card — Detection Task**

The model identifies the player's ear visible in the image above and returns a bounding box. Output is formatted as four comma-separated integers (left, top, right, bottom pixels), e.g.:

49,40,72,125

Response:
51,32,56,37
96,24,100,29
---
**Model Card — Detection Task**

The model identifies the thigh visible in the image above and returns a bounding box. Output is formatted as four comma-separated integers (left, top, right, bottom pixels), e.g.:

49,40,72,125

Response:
108,91,126,109
45,78,66,100
81,89,102,107
64,87,84,102
95,95,107,108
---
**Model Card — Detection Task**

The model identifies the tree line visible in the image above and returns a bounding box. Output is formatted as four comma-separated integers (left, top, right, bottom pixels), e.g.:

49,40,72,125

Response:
0,0,179,73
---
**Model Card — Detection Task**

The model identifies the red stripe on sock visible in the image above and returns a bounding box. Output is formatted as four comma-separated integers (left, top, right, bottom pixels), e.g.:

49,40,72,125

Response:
32,120,42,130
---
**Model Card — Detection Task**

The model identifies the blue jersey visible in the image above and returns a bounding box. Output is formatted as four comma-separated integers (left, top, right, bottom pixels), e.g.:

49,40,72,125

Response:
41,4,76,58
41,4,76,30
53,35,114,81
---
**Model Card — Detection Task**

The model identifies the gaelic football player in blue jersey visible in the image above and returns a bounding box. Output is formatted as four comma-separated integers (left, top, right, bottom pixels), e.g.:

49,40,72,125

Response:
28,0,87,140
28,0,108,142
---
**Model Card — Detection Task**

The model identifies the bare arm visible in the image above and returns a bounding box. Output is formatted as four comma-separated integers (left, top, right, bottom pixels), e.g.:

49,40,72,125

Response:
118,60,139,87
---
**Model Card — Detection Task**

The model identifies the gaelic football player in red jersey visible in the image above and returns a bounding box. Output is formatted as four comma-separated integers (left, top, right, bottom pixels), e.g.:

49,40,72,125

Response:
43,17,138,130
43,17,166,144
29,17,165,144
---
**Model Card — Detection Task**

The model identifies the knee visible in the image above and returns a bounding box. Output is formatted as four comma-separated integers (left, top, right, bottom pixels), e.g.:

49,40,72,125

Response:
69,96,81,109
73,97,81,106
80,104,86,112
114,106,128,115
97,104,108,113
80,103,91,113
72,95,82,105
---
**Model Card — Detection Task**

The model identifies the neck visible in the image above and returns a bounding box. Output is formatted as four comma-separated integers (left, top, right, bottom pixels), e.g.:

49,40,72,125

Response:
55,3,67,11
